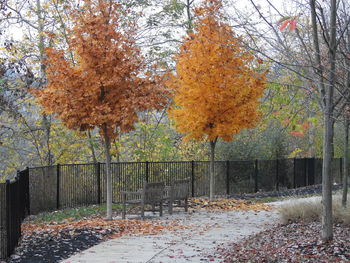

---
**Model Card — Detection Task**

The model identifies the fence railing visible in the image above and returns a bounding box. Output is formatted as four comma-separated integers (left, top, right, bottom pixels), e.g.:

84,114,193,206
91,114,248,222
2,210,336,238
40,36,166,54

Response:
27,158,344,215
0,168,30,259
0,158,345,259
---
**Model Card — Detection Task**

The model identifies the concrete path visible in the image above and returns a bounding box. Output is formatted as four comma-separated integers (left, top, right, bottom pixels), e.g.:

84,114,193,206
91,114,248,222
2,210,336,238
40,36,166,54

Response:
61,208,279,263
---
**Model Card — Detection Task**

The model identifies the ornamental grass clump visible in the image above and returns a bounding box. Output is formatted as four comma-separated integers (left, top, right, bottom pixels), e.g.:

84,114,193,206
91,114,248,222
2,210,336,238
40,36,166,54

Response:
278,194,350,226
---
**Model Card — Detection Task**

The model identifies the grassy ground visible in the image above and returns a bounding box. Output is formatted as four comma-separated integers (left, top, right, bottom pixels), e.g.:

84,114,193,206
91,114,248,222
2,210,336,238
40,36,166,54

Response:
26,187,350,223
26,203,126,223
250,186,350,203
250,193,323,203
250,196,283,203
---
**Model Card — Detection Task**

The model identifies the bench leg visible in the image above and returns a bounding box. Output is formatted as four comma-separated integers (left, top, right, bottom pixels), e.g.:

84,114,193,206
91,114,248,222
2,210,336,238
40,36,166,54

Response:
159,202,163,217
122,196,126,219
168,200,173,215
185,198,188,212
141,205,145,220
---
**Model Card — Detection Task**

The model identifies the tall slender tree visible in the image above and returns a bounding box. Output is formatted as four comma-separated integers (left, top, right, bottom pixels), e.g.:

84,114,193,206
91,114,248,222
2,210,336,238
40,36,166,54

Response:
168,0,266,200
228,0,349,242
342,115,349,207
309,0,338,241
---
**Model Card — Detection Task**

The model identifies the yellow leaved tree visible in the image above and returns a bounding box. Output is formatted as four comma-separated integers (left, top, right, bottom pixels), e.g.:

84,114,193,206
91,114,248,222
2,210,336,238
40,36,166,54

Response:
168,0,267,200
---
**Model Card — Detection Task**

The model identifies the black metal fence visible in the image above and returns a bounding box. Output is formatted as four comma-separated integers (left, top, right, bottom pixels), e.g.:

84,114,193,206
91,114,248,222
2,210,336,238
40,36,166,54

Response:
27,158,343,215
0,168,30,260
0,158,345,260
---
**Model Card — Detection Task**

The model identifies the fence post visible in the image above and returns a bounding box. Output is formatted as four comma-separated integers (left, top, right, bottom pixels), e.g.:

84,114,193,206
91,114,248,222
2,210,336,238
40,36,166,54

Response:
96,162,101,204
56,164,60,210
146,161,149,183
26,167,30,215
254,159,258,192
308,158,315,186
16,170,21,220
191,160,195,197
339,158,343,184
5,179,11,256
293,158,296,188
304,158,308,186
276,159,279,191
226,160,230,195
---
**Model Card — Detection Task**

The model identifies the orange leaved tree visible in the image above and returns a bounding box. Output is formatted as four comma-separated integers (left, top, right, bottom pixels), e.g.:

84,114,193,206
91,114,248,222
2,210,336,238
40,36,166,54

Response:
33,0,167,219
168,0,267,200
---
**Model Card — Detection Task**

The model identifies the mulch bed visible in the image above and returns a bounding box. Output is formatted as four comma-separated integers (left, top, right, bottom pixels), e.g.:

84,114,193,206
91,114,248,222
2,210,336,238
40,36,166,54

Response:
6,226,116,263
5,218,186,263
229,184,343,200
218,222,350,263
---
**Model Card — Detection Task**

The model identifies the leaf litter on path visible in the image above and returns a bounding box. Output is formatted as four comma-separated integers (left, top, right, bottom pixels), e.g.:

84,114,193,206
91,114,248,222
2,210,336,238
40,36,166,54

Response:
8,198,274,262
189,198,272,212
8,218,190,263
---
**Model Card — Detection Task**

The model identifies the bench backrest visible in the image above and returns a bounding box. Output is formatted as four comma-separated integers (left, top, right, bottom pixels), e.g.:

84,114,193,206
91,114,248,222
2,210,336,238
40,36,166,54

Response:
170,178,190,199
143,181,165,204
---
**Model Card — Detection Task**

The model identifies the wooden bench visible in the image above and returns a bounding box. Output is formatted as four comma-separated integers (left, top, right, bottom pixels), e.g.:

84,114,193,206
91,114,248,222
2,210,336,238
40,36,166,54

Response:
121,181,165,220
165,178,190,215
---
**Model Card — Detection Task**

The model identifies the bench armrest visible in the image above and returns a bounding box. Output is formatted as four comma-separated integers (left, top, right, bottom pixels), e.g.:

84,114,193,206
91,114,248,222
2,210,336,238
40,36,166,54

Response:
163,186,171,199
121,191,142,195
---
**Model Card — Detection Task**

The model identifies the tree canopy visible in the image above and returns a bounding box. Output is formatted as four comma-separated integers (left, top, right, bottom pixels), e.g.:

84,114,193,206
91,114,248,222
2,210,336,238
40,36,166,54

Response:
33,0,169,219
168,0,267,143
34,0,167,140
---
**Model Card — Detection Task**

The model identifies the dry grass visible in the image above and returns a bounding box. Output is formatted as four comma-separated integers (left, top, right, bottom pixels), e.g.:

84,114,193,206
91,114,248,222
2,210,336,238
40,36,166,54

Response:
333,196,350,226
278,194,350,226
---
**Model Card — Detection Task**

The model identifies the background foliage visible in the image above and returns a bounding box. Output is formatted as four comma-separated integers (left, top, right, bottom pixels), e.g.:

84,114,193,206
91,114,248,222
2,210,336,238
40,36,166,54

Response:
0,0,347,182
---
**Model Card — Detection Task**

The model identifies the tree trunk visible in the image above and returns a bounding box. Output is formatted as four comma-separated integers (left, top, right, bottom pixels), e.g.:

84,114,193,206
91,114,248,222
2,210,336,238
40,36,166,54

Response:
342,121,349,207
209,139,217,201
343,26,350,208
310,0,337,242
113,139,121,163
37,0,52,165
320,0,337,242
103,126,113,220
307,101,315,157
42,114,52,165
186,0,193,32
88,131,97,163
321,113,334,241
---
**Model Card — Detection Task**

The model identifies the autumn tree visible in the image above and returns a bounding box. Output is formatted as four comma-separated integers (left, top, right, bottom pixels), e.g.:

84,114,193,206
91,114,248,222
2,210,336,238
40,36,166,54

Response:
168,0,266,200
33,0,167,220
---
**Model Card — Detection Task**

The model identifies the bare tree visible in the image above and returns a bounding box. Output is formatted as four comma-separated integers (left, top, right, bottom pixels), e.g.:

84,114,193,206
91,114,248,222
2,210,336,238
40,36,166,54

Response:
225,0,350,241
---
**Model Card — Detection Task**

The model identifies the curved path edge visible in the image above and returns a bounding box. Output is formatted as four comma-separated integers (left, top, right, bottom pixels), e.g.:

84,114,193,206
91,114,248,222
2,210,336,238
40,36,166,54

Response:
61,207,279,263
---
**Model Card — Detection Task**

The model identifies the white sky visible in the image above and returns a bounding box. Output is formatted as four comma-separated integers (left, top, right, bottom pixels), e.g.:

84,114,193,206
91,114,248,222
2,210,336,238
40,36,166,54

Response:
4,0,293,42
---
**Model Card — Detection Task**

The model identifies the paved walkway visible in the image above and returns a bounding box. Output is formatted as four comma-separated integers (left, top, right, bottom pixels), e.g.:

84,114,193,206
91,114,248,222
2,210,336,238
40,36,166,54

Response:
61,208,279,263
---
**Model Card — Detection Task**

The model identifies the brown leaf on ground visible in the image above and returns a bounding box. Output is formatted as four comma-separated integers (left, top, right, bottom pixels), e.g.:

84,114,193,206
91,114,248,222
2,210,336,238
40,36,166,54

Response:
21,219,189,240
13,215,208,263
189,198,272,212
218,222,350,263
